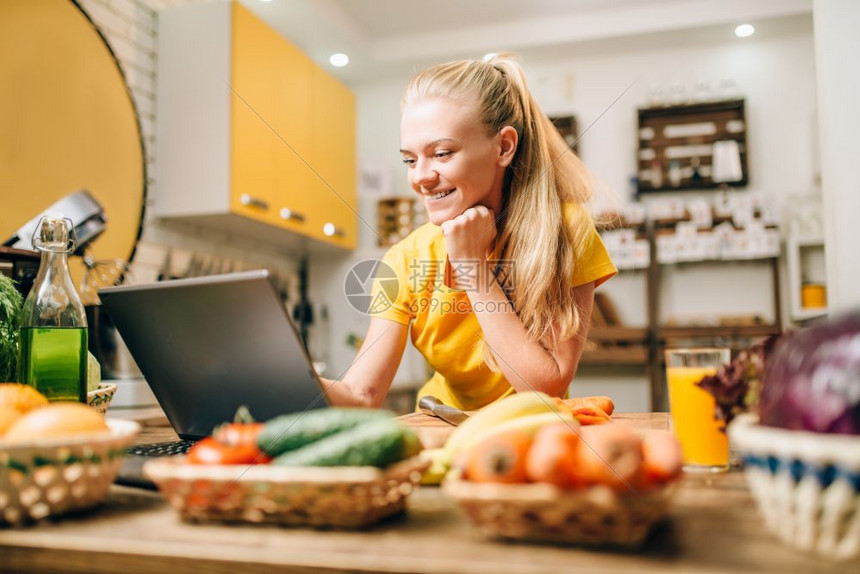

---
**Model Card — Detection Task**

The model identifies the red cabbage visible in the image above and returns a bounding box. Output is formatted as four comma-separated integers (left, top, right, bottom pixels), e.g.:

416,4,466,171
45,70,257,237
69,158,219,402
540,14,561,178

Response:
758,310,860,434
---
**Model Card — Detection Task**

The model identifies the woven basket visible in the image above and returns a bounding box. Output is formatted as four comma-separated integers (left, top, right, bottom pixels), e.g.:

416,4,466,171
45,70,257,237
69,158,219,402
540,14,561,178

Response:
729,414,860,560
87,383,117,416
144,455,430,528
0,418,140,526
444,476,675,548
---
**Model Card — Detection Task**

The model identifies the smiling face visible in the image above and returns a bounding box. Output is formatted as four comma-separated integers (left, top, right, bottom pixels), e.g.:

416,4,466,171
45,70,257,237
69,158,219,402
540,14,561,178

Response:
400,96,510,225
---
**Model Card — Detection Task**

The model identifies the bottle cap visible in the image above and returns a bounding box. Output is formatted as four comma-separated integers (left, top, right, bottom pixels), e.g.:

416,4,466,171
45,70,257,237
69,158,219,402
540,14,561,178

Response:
33,214,73,252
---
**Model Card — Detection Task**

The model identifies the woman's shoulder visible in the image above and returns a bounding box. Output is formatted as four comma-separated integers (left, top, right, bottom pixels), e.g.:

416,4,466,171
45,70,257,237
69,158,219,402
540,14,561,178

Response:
380,221,444,266
386,221,442,255
561,201,590,225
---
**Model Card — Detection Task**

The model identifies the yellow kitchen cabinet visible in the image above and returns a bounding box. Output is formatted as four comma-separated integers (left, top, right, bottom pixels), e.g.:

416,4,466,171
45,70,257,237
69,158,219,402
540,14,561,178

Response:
156,1,355,252
305,65,357,249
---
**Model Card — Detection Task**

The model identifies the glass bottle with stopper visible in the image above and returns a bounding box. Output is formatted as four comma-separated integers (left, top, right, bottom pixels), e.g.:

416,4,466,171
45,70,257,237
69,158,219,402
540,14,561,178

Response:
17,214,88,402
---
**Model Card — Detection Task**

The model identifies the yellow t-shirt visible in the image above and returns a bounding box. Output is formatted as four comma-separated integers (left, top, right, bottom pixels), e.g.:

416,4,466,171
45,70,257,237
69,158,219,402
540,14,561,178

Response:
370,204,617,411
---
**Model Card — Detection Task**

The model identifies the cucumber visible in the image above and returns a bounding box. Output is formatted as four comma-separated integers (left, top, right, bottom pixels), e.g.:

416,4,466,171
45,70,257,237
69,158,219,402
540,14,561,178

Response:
258,408,393,457
272,418,416,468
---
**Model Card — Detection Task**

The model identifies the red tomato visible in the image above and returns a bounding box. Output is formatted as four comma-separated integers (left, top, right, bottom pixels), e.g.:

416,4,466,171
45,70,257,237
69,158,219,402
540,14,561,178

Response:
185,436,271,465
212,421,265,447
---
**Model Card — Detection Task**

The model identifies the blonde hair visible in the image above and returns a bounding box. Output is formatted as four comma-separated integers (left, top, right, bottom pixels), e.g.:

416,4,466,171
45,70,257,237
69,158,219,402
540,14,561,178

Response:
403,52,594,369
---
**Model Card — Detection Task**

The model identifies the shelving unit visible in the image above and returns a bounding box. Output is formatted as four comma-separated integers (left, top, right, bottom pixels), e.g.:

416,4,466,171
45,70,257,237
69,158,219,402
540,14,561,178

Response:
647,249,782,410
637,99,748,194
785,236,828,322
583,225,783,411
580,324,649,366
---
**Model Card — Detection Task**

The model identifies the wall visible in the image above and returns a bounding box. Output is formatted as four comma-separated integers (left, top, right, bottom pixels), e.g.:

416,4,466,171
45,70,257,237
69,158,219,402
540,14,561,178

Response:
350,28,818,411
814,0,860,312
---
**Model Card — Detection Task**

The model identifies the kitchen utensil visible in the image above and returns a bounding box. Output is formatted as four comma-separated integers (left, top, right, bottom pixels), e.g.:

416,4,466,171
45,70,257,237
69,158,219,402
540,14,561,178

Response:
419,395,469,426
4,190,106,254
80,254,127,305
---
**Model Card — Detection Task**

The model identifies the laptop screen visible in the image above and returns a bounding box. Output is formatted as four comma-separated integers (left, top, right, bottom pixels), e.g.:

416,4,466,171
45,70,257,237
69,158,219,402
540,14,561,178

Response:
99,270,327,438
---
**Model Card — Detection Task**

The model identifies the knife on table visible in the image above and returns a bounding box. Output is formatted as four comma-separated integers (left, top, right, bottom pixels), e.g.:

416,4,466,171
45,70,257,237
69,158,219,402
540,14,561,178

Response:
419,395,469,426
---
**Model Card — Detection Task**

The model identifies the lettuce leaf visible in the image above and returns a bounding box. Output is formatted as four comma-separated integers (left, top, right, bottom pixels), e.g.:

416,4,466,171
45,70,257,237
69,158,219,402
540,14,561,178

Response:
0,274,23,381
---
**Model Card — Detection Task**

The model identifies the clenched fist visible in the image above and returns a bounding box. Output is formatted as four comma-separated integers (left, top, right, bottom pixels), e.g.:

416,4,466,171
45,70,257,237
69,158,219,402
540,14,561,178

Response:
441,206,497,290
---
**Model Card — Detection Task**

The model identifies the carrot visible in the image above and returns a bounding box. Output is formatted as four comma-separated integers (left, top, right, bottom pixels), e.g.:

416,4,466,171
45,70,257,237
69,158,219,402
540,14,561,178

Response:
574,413,612,426
525,422,583,487
551,396,574,418
572,424,643,491
464,428,532,484
641,430,683,488
571,405,612,426
565,396,615,416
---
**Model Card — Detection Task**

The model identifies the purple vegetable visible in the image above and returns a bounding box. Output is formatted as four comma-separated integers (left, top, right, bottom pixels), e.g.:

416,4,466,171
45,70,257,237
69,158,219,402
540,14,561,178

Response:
758,310,860,434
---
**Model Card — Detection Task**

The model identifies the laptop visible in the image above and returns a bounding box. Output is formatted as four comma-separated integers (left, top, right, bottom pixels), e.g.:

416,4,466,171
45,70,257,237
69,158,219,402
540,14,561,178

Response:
98,270,328,486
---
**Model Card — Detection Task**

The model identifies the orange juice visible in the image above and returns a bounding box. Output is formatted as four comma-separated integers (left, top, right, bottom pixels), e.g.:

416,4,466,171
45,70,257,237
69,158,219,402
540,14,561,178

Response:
666,366,729,469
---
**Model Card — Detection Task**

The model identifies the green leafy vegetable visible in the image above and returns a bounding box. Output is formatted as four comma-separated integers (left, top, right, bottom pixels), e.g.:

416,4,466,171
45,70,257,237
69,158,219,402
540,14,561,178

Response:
0,274,24,381
696,334,785,428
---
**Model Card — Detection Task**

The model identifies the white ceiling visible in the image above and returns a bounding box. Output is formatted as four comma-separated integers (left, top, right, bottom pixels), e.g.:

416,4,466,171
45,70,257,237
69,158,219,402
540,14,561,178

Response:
199,0,814,85
332,0,664,38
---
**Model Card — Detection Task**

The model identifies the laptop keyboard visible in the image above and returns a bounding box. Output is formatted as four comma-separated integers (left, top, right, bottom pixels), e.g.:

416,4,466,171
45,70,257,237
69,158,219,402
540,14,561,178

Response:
126,439,197,457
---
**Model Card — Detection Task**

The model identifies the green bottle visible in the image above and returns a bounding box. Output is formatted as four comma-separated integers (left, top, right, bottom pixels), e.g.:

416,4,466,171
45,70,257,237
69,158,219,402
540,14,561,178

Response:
17,214,88,402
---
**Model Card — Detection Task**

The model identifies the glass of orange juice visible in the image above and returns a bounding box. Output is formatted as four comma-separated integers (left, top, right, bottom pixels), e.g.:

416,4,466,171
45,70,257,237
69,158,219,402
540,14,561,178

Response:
665,348,731,472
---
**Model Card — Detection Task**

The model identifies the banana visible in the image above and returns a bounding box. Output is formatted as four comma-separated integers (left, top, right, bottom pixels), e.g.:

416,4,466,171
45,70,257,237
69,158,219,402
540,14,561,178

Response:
419,448,449,486
442,391,566,463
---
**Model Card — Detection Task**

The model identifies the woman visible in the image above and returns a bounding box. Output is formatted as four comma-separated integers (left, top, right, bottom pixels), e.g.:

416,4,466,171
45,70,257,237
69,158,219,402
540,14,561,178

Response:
325,53,616,411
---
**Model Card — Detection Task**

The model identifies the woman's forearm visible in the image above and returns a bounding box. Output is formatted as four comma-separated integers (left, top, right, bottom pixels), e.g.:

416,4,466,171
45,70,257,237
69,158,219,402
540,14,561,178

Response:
318,318,409,408
464,263,591,396
318,377,376,408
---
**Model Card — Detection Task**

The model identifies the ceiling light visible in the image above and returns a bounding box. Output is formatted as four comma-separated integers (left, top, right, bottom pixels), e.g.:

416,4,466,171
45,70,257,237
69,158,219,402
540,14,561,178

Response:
329,53,349,67
735,24,755,38
483,53,497,62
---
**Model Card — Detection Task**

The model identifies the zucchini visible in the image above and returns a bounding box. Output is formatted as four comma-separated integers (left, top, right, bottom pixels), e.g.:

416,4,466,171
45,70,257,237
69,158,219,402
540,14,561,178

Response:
258,408,393,457
272,418,416,468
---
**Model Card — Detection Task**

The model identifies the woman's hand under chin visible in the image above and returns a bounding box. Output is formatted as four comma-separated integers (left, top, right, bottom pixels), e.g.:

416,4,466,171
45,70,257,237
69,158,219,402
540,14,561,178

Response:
440,206,497,289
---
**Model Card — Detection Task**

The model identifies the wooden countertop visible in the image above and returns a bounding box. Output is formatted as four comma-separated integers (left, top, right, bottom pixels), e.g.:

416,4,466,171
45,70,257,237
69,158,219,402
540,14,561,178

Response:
1,412,857,573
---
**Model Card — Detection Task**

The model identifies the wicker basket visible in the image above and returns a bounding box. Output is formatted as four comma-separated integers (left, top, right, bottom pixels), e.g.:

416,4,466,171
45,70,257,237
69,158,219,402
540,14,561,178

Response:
444,476,675,548
144,455,430,528
87,383,117,416
729,414,860,560
0,418,140,526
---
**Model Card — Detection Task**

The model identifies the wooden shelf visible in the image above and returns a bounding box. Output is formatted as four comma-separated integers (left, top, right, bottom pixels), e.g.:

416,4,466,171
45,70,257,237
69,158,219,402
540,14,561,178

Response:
793,308,827,322
580,346,649,366
658,324,781,340
660,255,778,267
587,326,649,343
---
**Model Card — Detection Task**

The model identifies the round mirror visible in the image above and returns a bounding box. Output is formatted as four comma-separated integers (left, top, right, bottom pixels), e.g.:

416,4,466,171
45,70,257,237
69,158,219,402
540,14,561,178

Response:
0,1,146,283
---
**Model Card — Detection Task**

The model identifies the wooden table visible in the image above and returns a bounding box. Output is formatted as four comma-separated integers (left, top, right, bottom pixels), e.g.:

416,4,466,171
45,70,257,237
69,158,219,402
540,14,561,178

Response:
1,412,857,573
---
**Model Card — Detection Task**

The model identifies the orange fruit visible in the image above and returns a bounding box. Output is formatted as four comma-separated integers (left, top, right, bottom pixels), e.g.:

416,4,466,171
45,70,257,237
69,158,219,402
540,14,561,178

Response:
0,383,49,415
4,402,108,443
0,405,23,436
